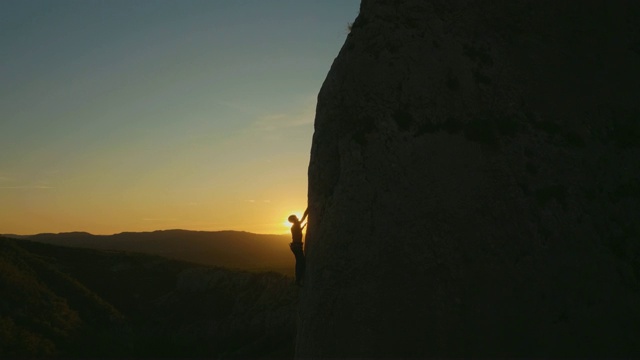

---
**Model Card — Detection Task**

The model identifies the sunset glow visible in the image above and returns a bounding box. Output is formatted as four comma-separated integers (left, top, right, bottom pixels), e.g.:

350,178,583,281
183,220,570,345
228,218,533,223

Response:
282,211,305,232
0,1,359,235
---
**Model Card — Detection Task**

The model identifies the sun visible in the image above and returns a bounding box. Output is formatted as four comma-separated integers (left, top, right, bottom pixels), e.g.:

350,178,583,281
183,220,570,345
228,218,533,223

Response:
282,211,304,229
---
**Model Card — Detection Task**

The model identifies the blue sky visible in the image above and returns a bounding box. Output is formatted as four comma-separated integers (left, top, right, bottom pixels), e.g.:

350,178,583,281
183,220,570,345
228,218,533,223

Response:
0,0,360,234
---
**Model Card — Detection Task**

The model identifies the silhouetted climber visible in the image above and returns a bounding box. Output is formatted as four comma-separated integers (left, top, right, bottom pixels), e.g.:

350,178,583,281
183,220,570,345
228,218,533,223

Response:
288,208,308,286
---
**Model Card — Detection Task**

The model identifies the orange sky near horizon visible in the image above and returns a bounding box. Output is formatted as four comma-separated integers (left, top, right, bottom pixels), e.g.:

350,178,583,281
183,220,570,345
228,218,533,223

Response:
0,1,359,236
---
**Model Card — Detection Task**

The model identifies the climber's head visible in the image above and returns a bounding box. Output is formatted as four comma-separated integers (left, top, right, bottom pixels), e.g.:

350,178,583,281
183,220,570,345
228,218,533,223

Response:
288,214,299,224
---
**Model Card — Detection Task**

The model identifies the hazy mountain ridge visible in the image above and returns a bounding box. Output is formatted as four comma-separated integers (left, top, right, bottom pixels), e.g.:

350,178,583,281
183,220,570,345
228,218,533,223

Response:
4,230,294,275
0,236,298,358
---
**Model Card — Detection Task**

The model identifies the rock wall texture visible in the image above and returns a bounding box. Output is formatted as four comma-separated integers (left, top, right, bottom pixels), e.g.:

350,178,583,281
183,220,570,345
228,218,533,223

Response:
296,0,640,357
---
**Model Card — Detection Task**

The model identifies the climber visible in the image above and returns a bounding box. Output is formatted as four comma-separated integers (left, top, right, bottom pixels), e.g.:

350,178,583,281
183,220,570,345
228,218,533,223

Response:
288,208,308,287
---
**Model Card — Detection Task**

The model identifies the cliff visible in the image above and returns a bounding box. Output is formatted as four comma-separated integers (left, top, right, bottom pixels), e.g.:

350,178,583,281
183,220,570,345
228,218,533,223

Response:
296,0,640,357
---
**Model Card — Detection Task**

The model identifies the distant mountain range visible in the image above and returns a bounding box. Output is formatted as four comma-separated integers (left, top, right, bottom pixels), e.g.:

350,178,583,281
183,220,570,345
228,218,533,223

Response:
0,236,298,358
2,230,294,275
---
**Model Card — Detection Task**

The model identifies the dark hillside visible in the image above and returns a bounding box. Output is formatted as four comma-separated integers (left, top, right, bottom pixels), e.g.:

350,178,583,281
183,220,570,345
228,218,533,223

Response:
14,230,294,275
1,237,298,358
0,237,129,357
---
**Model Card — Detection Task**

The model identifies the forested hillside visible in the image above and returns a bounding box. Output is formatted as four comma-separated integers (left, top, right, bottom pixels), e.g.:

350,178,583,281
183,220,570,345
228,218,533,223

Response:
0,237,298,358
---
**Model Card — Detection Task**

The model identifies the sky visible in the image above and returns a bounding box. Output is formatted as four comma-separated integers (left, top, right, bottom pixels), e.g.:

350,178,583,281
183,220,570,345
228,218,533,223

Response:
0,0,360,235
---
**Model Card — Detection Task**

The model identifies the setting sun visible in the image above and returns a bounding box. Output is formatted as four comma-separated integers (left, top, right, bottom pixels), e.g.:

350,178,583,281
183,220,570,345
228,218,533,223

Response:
0,1,358,237
282,211,304,230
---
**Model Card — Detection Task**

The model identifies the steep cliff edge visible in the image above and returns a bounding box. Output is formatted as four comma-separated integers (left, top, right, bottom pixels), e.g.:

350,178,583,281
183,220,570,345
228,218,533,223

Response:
297,0,640,357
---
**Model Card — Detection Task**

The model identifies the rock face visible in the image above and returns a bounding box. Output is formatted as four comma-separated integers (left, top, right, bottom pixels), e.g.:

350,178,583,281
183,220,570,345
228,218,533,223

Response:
296,0,640,357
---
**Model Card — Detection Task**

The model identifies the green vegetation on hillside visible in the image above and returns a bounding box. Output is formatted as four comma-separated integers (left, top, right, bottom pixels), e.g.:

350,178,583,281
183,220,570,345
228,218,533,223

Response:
0,237,298,358
0,238,129,356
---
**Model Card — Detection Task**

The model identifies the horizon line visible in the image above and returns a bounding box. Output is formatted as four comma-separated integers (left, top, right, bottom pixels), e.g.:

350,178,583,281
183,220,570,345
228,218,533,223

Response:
1,228,290,237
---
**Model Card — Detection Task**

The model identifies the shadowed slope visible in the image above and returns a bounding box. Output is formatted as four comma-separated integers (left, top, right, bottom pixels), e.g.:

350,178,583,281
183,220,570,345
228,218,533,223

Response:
1,237,298,358
0,237,129,357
